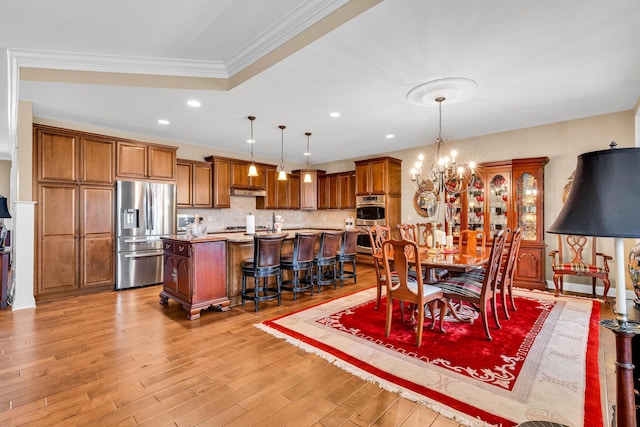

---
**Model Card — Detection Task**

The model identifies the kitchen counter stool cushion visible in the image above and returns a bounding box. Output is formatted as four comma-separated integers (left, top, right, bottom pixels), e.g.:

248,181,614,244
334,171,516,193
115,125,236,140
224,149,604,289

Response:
336,229,360,286
241,234,286,312
281,232,320,300
313,231,343,291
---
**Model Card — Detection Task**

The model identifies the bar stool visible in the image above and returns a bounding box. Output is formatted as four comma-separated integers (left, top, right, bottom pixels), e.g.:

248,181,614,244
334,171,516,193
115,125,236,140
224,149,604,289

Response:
313,231,343,291
241,234,286,312
280,231,319,300
336,229,359,286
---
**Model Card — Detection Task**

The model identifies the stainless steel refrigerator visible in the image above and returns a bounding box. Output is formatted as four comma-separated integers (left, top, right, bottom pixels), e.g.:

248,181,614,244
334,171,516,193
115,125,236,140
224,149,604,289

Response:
116,180,176,290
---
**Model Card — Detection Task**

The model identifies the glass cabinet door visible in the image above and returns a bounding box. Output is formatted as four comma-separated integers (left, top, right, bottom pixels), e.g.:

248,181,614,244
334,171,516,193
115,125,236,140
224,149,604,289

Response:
517,172,538,241
467,177,485,231
489,174,509,239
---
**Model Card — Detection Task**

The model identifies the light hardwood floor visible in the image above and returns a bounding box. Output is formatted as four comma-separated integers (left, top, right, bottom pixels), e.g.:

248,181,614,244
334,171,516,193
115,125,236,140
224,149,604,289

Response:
0,265,617,426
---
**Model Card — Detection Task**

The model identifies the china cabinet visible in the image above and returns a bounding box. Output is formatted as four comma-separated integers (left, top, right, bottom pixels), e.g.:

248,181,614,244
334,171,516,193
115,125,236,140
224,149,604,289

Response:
446,157,548,289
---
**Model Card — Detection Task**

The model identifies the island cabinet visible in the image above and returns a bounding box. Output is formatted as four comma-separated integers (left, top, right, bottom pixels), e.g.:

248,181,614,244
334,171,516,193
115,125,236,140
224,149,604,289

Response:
116,141,177,181
176,159,213,208
160,237,230,319
355,157,402,196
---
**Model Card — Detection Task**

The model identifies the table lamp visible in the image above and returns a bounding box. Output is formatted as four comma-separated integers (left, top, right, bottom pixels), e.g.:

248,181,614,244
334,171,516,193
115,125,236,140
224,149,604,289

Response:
0,196,11,251
547,143,640,427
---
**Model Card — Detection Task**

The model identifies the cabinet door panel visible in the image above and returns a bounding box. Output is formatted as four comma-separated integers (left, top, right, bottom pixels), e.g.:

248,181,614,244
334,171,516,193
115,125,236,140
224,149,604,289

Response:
176,162,193,207
213,158,231,208
40,238,77,292
370,160,387,194
192,163,213,207
176,256,191,300
355,163,370,195
276,178,288,209
163,254,178,294
328,175,339,209
117,142,147,179
81,186,114,235
82,236,114,287
148,146,176,180
82,136,115,184
37,129,79,182
231,161,250,188
289,175,300,209
514,247,544,283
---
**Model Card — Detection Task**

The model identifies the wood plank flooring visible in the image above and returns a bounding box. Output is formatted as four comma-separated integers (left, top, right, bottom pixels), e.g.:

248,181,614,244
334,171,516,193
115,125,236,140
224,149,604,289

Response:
0,265,617,426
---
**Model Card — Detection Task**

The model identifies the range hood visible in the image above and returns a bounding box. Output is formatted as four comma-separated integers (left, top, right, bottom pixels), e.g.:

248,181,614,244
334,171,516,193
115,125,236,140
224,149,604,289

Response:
231,188,267,197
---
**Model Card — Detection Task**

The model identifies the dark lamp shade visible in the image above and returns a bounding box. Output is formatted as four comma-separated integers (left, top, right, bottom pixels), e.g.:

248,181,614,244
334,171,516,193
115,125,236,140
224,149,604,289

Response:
0,197,10,219
547,146,640,238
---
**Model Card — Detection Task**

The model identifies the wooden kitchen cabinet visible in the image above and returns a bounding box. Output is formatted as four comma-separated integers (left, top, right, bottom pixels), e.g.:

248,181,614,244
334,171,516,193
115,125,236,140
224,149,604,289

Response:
36,183,114,298
230,160,266,190
160,237,230,320
35,126,115,185
317,173,328,209
355,157,401,196
204,156,231,208
296,169,321,210
257,168,300,210
176,159,213,208
317,171,356,210
339,171,356,209
33,124,116,300
116,141,176,181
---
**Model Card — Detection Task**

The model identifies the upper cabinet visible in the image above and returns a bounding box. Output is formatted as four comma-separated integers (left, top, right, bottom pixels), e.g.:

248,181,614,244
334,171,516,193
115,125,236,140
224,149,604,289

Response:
355,157,402,196
298,170,320,210
230,160,266,190
35,125,115,185
116,141,176,181
317,171,356,210
204,156,231,209
176,159,213,208
257,169,301,210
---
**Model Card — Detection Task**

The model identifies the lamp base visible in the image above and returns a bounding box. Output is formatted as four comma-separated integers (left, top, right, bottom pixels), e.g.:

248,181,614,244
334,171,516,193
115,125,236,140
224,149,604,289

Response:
600,318,640,427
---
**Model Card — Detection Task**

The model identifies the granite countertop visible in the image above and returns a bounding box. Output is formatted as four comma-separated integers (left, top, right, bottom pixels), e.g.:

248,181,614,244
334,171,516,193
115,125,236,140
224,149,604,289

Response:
164,228,357,244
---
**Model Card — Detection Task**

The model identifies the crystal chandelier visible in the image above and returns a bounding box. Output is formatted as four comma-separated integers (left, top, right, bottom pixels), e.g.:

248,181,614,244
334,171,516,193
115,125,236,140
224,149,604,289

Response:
409,96,476,196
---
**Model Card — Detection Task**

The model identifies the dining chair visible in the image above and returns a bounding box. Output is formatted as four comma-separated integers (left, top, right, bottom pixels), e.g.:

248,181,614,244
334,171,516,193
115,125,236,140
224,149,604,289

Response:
280,231,320,300
313,231,343,291
336,229,360,286
433,229,508,341
381,238,447,346
548,234,612,302
367,224,391,310
499,227,523,319
241,234,287,312
397,223,417,242
460,229,486,255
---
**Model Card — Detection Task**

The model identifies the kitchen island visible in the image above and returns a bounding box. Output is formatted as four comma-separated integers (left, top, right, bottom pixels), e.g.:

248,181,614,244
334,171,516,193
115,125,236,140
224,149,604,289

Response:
160,235,230,319
161,228,352,314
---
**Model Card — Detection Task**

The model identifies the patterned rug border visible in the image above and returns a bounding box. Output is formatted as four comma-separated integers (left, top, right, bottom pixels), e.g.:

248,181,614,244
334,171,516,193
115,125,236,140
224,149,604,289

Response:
256,288,602,427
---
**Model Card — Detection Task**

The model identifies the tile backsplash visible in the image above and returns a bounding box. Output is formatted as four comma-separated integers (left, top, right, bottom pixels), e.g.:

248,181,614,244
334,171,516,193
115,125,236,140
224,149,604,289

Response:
179,196,356,232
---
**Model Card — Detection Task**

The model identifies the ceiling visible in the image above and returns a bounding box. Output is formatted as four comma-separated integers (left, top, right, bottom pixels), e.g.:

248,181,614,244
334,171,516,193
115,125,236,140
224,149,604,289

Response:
5,0,640,165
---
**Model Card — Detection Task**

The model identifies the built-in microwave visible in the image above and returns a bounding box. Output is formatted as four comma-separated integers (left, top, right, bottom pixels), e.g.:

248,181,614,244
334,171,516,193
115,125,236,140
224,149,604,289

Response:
177,214,196,233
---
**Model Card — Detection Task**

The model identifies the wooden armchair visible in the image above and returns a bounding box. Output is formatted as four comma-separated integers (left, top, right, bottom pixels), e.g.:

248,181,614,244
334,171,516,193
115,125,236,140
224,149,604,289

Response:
397,223,417,242
549,235,612,302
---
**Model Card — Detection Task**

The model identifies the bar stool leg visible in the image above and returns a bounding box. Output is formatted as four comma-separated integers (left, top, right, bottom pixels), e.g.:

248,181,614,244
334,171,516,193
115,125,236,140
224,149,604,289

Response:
254,277,259,312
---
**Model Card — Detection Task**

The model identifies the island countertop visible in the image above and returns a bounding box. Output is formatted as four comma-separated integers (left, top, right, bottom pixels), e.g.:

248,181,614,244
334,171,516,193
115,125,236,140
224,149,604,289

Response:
164,228,348,244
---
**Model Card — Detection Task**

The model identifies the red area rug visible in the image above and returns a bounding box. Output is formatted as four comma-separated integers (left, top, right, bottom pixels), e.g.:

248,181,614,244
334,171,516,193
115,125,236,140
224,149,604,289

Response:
258,287,602,427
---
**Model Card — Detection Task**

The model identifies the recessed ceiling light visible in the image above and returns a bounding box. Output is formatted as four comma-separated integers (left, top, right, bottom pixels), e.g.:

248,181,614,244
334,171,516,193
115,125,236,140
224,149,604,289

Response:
187,99,201,107
329,112,340,118
385,134,395,139
158,119,170,125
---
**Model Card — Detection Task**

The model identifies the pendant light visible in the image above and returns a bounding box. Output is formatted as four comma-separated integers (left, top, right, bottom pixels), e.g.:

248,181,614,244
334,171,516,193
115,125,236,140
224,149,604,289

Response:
303,132,313,183
247,116,258,177
277,125,287,181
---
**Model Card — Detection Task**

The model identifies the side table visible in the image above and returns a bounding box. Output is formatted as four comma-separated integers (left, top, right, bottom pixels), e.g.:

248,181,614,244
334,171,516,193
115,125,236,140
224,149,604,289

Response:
1,250,11,308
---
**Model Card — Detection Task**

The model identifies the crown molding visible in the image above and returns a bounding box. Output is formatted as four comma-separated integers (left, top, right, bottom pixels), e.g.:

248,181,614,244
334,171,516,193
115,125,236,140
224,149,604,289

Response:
8,48,228,79
225,0,349,75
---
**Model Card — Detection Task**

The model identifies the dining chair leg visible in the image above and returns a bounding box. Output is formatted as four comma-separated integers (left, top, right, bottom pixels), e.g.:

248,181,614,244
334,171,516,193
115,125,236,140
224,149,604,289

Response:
385,297,393,338
508,283,517,313
437,299,447,333
480,304,492,341
415,301,425,347
375,283,382,310
501,285,511,320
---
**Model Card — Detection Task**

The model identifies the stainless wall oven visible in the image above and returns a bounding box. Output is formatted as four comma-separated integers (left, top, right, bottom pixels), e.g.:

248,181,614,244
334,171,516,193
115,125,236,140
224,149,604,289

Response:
356,195,386,254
